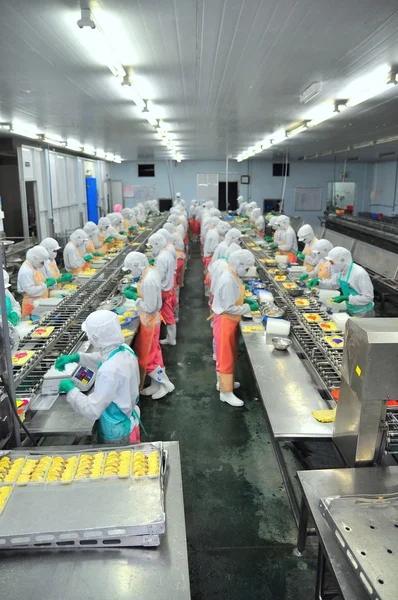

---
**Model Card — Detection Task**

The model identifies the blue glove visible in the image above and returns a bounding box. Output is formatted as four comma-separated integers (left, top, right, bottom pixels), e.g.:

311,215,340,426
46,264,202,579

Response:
59,379,76,394
55,354,80,371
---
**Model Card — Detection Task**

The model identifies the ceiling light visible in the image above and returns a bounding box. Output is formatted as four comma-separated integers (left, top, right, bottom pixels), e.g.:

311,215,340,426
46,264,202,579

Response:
254,142,263,153
345,68,397,108
236,154,243,162
10,122,40,139
77,9,126,79
66,138,83,151
114,155,122,163
270,129,287,144
307,103,337,127
40,134,67,146
95,149,106,158
286,122,309,137
0,122,11,131
105,153,115,161
83,145,96,155
121,77,146,110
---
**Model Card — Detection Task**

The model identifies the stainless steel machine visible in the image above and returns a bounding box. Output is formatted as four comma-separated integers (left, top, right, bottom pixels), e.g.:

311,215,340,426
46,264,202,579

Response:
333,318,398,467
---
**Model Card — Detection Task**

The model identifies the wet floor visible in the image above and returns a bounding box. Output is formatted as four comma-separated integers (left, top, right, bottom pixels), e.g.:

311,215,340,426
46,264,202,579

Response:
141,251,318,599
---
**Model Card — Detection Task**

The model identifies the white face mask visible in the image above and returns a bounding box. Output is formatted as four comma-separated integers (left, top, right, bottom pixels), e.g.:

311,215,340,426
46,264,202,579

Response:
330,262,343,274
237,267,248,277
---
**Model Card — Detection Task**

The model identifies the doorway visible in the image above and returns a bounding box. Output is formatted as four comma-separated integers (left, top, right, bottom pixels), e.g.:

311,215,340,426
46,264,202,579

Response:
218,181,238,211
25,181,38,239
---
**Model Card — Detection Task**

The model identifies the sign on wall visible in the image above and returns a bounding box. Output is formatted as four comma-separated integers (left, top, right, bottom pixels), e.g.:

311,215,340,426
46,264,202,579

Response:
294,187,323,211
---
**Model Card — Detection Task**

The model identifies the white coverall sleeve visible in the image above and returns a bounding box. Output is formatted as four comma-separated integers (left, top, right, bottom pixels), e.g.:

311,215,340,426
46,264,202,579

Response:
5,290,21,317
63,244,84,272
256,216,265,232
318,273,340,289
136,274,161,314
204,230,219,257
155,254,168,287
348,267,374,306
279,228,298,252
66,370,116,420
17,266,47,297
108,226,127,241
77,351,102,371
213,271,250,316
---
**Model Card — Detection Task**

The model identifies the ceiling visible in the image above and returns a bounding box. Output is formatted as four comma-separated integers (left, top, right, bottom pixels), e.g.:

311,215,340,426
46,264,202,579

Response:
1,0,398,161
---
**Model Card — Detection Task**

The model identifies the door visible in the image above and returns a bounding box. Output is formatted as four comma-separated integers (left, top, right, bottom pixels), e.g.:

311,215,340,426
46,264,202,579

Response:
110,180,123,209
86,177,98,223
25,181,38,239
218,181,239,211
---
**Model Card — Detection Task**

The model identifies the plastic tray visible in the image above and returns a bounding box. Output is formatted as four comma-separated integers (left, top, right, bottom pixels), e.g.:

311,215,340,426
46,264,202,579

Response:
15,456,52,486
44,455,79,484
0,486,13,515
132,449,161,480
0,457,26,485
103,450,133,479
73,451,106,482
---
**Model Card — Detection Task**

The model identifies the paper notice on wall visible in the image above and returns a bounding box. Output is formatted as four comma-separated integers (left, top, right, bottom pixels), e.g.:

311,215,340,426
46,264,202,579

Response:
0,196,4,232
294,187,323,211
123,185,135,198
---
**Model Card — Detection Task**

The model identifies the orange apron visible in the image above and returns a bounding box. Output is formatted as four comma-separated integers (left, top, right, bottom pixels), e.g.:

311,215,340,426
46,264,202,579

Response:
213,268,245,393
21,263,48,317
123,218,130,230
70,244,90,275
133,267,164,388
98,233,108,254
303,237,318,272
87,240,95,254
318,259,330,279
279,227,297,263
48,260,61,290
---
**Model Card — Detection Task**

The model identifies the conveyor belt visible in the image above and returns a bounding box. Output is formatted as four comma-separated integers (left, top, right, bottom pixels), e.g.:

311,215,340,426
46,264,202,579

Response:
7,218,165,404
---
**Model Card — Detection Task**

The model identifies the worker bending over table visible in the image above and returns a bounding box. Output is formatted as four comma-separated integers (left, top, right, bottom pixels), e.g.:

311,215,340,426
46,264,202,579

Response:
18,246,54,317
269,215,298,262
40,237,73,289
123,252,175,400
296,224,318,271
212,249,255,407
318,246,375,317
56,310,141,444
300,240,333,285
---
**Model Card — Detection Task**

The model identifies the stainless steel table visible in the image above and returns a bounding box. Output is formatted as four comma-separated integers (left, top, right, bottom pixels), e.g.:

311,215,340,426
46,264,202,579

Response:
296,466,398,600
241,324,334,440
0,441,191,600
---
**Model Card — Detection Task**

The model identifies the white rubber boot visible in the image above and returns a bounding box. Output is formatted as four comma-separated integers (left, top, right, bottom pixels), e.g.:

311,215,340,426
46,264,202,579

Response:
216,373,240,391
150,366,175,400
160,324,177,346
141,381,161,396
220,392,244,407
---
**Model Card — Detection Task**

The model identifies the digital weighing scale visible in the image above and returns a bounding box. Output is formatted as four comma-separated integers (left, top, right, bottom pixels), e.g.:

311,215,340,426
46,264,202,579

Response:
41,362,96,396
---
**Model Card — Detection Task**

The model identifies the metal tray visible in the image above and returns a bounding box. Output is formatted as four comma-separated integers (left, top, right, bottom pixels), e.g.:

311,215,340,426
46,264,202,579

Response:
0,443,167,549
319,494,398,600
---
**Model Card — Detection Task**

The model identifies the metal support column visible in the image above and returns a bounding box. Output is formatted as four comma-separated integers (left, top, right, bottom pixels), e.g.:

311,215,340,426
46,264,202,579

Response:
16,146,30,240
225,155,229,211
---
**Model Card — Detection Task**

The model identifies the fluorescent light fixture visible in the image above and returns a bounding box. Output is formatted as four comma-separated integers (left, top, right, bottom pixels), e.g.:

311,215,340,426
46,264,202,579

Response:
260,140,272,150
254,142,263,153
77,9,126,79
287,122,309,137
83,145,96,155
247,147,256,157
41,134,67,146
105,153,115,161
342,65,396,107
67,138,83,151
307,102,337,127
114,155,122,163
270,128,287,144
0,122,11,131
95,149,106,158
347,74,397,107
142,111,158,126
11,122,39,139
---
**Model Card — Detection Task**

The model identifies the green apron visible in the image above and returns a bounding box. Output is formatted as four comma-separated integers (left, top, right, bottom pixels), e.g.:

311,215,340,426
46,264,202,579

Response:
338,262,374,317
98,345,142,443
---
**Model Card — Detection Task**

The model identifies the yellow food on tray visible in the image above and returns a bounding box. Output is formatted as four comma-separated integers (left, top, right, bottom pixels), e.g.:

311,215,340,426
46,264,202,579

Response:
319,322,339,332
12,351,35,366
246,242,255,247
252,246,261,251
0,457,25,483
324,335,344,349
282,283,297,289
295,298,310,307
16,456,51,484
80,268,96,276
121,328,133,338
274,275,286,281
260,258,276,264
63,284,77,290
242,325,264,333
133,450,160,477
32,326,55,339
103,450,132,478
303,313,322,323
124,311,138,318
75,452,104,480
268,268,279,274
45,456,78,483
0,486,12,511
118,315,126,324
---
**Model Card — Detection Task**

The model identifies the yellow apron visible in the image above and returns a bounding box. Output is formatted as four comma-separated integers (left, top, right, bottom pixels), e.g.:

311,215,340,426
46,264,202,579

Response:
303,237,318,272
21,263,48,317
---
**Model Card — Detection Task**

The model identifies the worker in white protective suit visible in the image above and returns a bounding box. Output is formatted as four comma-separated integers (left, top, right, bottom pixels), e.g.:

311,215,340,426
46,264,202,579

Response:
269,215,297,262
63,229,94,275
56,310,141,443
212,249,255,407
98,216,127,246
251,208,265,238
122,252,174,399
246,202,258,221
157,228,177,261
209,242,242,298
121,207,137,232
168,213,185,240
174,192,181,205
210,228,243,267
229,195,244,214
300,239,333,285
296,224,318,272
17,246,52,317
83,222,107,255
147,232,177,346
2,269,21,326
237,201,248,216
203,221,231,283
108,212,127,234
39,238,73,290
188,199,199,238
172,232,186,288
315,247,375,317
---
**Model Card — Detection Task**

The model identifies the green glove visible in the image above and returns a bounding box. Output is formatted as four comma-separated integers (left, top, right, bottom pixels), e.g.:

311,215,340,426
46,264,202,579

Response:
148,258,155,265
296,251,305,261
61,273,73,282
45,278,57,287
244,298,259,311
128,226,136,233
127,236,134,242
307,278,320,290
265,236,274,242
124,289,138,300
138,221,144,226
55,354,80,372
105,237,114,243
59,379,76,394
127,285,137,293
119,230,126,235
246,224,255,229
9,312,20,326
269,243,278,250
299,273,309,282
244,284,251,290
331,295,349,304
83,254,93,262
93,252,104,257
